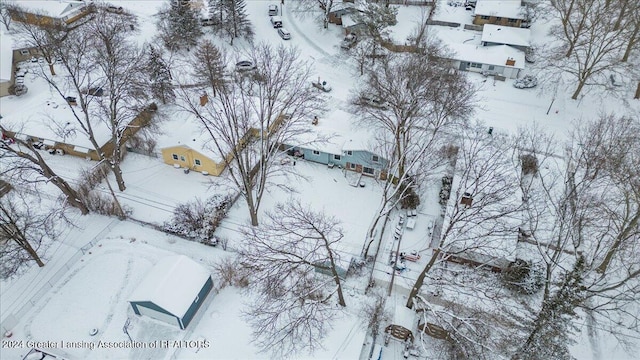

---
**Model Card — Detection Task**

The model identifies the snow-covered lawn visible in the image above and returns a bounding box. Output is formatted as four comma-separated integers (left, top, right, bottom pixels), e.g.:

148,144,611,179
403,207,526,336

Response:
2,1,639,360
1,217,367,360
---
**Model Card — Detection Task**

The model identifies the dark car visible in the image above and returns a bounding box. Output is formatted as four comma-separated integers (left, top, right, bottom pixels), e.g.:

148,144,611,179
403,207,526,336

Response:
235,60,257,72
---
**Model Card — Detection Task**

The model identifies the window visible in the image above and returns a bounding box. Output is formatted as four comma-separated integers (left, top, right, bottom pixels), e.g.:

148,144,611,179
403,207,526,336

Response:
195,159,201,166
372,155,379,162
334,154,341,161
312,150,320,155
20,49,29,56
349,163,356,169
508,18,517,23
488,65,495,70
470,62,482,69
363,167,375,175
180,156,186,162
346,150,353,156
480,15,490,20
172,154,178,160
495,17,502,21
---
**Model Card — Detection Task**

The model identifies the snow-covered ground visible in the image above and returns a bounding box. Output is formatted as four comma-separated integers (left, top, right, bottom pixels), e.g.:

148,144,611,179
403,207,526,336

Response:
1,1,638,360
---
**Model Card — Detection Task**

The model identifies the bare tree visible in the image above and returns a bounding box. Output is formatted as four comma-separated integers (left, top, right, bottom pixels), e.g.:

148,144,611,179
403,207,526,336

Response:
360,289,391,351
0,183,70,278
406,125,524,308
239,200,347,357
546,0,629,99
507,114,640,356
11,9,67,76
21,9,150,197
0,128,89,214
353,50,475,259
0,1,16,30
294,0,336,29
190,39,228,97
178,43,325,226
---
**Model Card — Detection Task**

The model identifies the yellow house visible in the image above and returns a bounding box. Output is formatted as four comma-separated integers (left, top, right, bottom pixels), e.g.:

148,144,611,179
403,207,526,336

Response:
10,0,93,28
161,145,227,176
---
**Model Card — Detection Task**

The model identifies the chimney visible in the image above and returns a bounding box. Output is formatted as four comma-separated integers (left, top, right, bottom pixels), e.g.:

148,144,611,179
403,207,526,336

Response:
505,57,516,66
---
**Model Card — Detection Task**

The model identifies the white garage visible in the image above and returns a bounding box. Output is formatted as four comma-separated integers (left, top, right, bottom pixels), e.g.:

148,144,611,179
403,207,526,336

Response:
129,255,214,330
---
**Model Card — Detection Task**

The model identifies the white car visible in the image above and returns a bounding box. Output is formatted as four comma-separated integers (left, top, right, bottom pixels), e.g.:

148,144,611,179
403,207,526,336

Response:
268,4,278,16
277,27,291,40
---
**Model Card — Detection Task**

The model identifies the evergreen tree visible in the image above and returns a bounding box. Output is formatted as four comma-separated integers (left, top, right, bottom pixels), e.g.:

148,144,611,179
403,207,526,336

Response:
157,0,203,50
146,45,174,104
513,256,586,360
220,0,253,45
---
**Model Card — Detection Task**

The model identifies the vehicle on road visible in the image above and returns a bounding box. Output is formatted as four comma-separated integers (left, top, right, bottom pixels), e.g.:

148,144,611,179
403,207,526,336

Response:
277,27,291,40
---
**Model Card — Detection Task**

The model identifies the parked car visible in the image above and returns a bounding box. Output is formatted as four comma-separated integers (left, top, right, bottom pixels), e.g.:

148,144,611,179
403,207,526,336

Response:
201,18,216,27
525,48,536,63
340,34,357,50
106,5,124,14
359,94,388,109
235,60,257,72
513,75,538,89
268,4,278,16
277,27,291,40
609,74,623,87
312,78,331,92
270,16,283,28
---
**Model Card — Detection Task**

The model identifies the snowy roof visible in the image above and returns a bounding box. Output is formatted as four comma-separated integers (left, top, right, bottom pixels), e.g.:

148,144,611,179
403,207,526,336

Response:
481,24,530,47
292,108,378,156
0,34,13,82
474,0,524,20
341,14,357,28
447,43,525,69
440,134,524,261
129,255,211,317
156,106,226,163
13,0,86,19
0,73,115,148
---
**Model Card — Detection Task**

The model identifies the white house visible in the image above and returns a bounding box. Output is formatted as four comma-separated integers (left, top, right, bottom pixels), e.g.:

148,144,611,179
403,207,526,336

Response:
129,255,214,330
448,43,525,79
481,24,531,52
0,34,14,97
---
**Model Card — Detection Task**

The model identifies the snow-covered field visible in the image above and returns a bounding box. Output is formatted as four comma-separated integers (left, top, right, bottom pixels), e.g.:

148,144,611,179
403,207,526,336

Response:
1,1,638,360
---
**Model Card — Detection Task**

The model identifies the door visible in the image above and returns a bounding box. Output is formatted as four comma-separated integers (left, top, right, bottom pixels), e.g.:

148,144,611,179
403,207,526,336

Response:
137,305,181,328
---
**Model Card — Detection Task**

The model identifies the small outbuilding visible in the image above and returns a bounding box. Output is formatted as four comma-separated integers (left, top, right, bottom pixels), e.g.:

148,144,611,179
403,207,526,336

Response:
129,255,213,330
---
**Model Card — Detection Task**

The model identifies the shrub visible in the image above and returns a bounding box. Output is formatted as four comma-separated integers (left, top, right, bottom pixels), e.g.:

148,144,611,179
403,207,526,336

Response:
213,257,250,289
520,154,539,175
502,258,544,294
439,175,453,205
163,194,232,241
399,184,420,209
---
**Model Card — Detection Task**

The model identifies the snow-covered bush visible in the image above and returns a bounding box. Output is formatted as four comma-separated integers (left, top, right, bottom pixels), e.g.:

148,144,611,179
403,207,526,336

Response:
212,257,250,290
163,194,231,242
439,175,453,205
501,258,544,295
